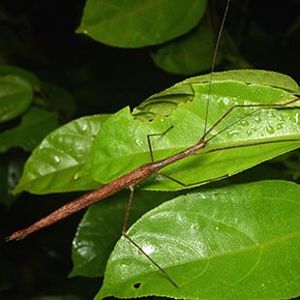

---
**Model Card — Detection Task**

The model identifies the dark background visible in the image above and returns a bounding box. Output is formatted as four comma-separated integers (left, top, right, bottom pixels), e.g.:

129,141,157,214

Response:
0,0,299,299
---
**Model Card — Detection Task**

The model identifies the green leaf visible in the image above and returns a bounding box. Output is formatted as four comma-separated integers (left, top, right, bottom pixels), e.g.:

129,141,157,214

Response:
0,107,59,153
151,25,219,75
132,69,299,121
0,75,33,123
87,70,300,191
78,0,207,47
98,180,300,299
71,190,177,278
14,114,110,195
180,69,300,91
0,65,40,90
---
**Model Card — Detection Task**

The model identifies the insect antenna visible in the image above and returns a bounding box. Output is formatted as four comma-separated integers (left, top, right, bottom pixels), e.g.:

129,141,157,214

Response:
203,0,231,137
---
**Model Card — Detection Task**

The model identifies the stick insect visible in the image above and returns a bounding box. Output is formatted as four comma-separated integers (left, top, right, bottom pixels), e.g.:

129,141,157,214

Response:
6,0,300,292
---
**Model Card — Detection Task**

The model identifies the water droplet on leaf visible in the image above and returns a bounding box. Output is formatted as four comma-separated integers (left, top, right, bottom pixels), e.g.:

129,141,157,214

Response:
73,172,81,180
53,156,61,164
240,119,249,126
80,123,88,133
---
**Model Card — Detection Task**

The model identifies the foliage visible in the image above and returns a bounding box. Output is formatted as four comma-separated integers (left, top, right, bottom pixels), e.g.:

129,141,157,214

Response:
1,0,300,300
99,181,300,299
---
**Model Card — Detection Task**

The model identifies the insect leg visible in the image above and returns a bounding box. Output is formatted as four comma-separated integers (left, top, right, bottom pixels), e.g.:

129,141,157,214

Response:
122,234,179,289
121,185,179,288
122,185,135,234
158,172,229,187
202,97,300,142
206,138,300,154
147,125,174,162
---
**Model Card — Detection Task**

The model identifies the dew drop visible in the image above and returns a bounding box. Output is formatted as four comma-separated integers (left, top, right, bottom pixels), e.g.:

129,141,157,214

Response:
80,123,88,133
73,172,81,180
53,156,61,164
240,119,249,126
142,244,155,255
215,226,219,231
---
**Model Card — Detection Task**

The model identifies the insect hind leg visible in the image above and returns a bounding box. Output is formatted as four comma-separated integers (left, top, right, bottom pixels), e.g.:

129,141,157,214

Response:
202,96,300,143
159,172,229,188
121,185,179,289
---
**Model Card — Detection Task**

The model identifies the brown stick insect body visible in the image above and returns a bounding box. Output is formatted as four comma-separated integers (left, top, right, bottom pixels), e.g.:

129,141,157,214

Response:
6,138,206,241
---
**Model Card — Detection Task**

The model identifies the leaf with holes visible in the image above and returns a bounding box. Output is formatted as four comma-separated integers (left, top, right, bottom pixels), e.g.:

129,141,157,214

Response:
97,180,300,299
87,70,300,191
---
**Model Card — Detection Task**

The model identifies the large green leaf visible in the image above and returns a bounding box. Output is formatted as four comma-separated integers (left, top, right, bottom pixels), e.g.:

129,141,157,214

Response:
0,107,59,153
151,25,218,75
133,69,299,120
87,70,300,191
71,190,176,277
97,180,300,299
14,115,110,195
0,75,33,123
78,0,207,47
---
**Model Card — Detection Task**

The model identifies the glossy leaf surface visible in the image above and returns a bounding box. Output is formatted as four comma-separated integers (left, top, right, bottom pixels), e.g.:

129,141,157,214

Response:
87,70,300,191
151,25,218,75
0,107,58,153
71,190,176,277
78,0,207,47
133,69,299,119
98,180,300,299
0,75,33,123
14,115,110,194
